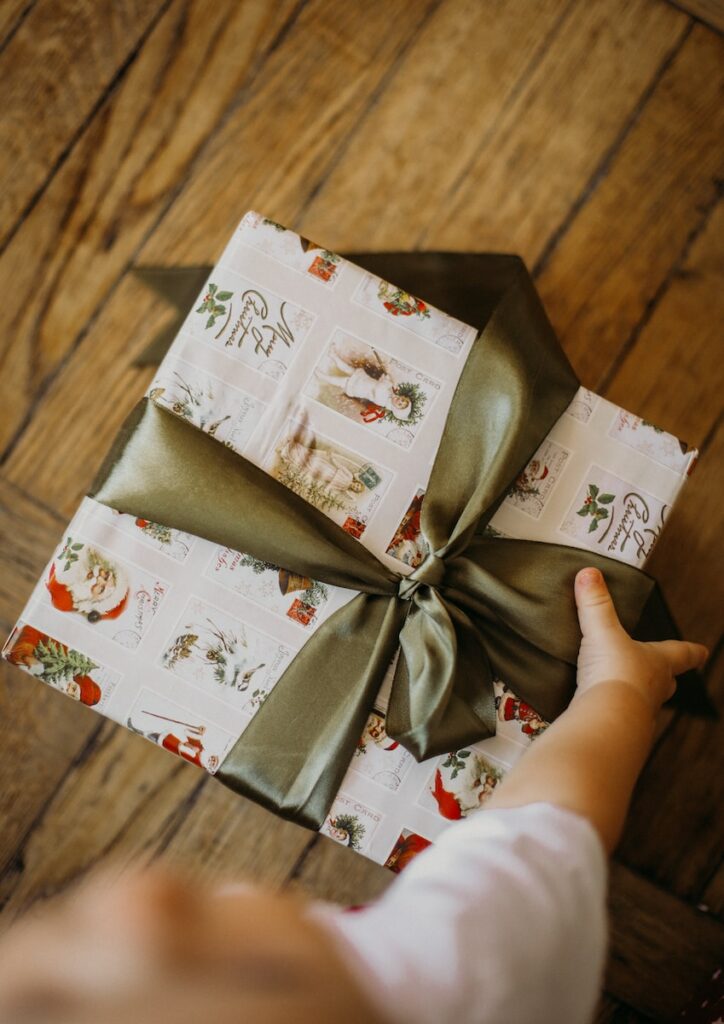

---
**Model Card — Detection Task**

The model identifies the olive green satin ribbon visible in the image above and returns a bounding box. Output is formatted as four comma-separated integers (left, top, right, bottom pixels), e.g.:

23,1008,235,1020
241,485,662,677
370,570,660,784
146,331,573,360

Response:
91,256,666,830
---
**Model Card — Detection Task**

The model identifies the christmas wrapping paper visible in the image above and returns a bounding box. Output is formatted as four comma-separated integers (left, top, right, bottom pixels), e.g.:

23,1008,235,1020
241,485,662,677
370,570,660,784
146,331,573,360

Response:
2,212,697,868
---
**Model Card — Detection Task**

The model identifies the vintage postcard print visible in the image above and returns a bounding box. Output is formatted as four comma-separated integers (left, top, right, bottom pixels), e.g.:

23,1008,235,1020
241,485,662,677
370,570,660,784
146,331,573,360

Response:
564,386,599,424
559,465,668,567
268,418,392,532
160,597,293,709
42,535,168,649
349,711,415,792
92,504,196,564
205,545,333,629
384,828,433,874
419,748,507,820
494,681,549,743
126,689,237,774
607,410,696,475
184,273,316,381
240,212,344,287
353,272,476,355
321,792,383,854
148,357,266,456
304,332,440,449
386,488,429,567
2,621,121,714
503,439,570,519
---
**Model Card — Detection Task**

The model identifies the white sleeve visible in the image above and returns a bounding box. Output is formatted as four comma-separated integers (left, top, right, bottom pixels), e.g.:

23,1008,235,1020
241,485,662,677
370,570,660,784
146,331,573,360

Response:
309,802,608,1024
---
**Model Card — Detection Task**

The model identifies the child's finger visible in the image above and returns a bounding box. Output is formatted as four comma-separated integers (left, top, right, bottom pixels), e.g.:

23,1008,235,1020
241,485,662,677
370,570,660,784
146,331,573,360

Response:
574,567,623,636
648,639,709,676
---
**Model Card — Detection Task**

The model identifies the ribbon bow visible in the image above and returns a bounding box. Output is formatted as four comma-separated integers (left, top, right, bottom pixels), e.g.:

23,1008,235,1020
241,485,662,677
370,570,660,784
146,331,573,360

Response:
91,254,678,830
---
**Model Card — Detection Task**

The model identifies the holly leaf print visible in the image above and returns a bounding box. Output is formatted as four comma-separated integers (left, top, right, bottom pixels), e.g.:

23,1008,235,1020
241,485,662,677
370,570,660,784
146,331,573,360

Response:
598,493,615,504
588,484,599,498
207,283,217,297
216,291,233,301
206,315,216,329
588,520,599,533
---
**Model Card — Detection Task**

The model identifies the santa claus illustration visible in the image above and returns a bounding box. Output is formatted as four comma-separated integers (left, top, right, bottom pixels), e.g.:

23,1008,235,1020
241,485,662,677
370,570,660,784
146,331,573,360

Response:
46,539,129,624
128,713,220,773
363,712,399,751
158,730,219,772
496,689,548,738
4,624,102,706
431,754,504,820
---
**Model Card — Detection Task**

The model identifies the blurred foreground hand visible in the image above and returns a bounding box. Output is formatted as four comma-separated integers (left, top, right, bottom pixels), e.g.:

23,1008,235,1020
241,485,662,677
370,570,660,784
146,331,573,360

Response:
0,868,381,1024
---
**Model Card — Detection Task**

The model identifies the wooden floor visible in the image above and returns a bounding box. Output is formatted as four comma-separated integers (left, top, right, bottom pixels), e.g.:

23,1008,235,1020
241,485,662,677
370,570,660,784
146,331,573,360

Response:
0,1,723,1019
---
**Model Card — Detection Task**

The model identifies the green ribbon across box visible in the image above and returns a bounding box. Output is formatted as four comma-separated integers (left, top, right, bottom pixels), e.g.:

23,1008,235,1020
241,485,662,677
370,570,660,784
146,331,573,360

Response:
90,249,665,831
3,217,707,860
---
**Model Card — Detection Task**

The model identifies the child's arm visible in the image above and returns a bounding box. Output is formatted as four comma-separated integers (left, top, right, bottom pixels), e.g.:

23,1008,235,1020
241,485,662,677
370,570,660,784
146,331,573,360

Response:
486,567,708,851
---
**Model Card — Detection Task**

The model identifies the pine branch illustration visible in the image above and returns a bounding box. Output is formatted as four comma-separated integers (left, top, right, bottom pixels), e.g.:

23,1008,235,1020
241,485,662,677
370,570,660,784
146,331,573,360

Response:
35,639,98,683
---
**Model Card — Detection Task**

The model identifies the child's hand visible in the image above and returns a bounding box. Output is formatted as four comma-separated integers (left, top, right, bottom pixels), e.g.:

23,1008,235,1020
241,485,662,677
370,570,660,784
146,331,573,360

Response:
574,567,708,713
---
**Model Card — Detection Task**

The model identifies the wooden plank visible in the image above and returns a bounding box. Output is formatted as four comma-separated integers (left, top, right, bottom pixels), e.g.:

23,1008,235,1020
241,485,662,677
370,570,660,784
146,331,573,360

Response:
0,476,103,876
0,670,101,895
158,774,313,888
0,0,165,248
634,409,724,649
667,0,724,32
0,0,301,456
604,199,723,448
606,862,724,1020
2,0,444,511
534,23,724,389
0,719,312,921
418,0,688,265
288,834,392,906
137,0,444,262
294,0,571,248
616,635,723,902
602,200,724,647
0,0,34,46
3,274,166,518
0,475,64,632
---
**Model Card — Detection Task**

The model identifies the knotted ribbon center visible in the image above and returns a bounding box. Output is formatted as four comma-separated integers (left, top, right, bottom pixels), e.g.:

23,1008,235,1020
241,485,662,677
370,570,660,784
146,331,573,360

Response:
397,553,446,601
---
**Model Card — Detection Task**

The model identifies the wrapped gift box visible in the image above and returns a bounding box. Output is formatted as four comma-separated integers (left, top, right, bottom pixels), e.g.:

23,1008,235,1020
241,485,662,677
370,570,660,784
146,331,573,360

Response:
2,212,697,868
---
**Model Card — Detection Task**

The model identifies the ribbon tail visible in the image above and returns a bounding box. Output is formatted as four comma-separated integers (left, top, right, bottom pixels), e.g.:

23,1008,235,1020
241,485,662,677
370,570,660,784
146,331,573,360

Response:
218,593,407,829
388,589,496,760
131,265,213,365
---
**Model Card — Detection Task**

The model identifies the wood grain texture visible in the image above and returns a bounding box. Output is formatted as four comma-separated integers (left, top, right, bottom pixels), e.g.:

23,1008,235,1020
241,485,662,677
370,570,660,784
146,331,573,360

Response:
666,0,724,32
0,719,313,922
0,0,301,456
421,0,689,262
616,634,724,899
606,863,724,1020
0,1,722,1019
2,0,440,508
535,22,724,388
0,0,166,248
604,200,724,648
0,0,34,45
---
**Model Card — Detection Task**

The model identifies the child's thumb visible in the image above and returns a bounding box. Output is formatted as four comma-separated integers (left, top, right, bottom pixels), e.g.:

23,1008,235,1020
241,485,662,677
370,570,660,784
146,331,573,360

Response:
574,567,623,637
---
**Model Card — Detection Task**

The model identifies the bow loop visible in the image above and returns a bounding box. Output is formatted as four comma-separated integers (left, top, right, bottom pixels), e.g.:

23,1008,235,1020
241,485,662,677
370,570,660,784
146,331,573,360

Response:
397,552,445,601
